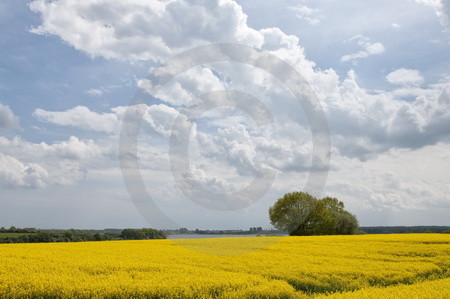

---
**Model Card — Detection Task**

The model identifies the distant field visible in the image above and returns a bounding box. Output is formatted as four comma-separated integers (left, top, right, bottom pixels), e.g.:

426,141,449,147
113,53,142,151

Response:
0,234,449,298
0,232,31,239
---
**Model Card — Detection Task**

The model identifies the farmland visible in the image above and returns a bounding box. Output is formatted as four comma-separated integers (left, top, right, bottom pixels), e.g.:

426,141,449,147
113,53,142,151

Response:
0,234,448,298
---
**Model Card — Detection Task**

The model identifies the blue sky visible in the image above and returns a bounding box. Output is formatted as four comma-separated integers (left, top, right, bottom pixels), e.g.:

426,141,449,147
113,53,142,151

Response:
0,0,449,229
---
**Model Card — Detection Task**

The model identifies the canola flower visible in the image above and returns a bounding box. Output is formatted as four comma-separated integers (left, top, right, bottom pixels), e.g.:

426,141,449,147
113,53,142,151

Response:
0,234,448,298
318,278,450,299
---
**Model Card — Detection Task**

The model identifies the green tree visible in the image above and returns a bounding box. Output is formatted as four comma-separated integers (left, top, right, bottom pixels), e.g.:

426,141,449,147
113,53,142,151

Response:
63,231,74,241
269,192,358,236
120,229,144,240
269,192,317,235
321,197,358,235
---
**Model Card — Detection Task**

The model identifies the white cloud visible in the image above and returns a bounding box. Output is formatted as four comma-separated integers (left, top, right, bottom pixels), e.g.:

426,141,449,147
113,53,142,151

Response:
183,164,237,193
33,106,120,134
288,5,322,25
86,88,105,97
32,101,313,178
341,35,385,63
112,103,180,137
29,0,263,62
124,52,450,166
415,0,441,7
173,59,450,163
259,27,317,81
416,0,450,30
0,153,48,188
33,104,180,137
386,68,424,86
443,0,450,29
27,1,450,194
0,135,109,163
139,66,226,107
52,136,105,160
194,123,312,176
325,142,450,211
0,136,111,187
142,104,179,137
24,0,450,223
0,103,20,129
85,85,120,97
324,73,450,158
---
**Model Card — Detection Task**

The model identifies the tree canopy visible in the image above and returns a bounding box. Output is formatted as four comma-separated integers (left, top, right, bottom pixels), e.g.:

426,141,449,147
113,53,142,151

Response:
120,228,166,240
269,192,358,236
0,228,166,244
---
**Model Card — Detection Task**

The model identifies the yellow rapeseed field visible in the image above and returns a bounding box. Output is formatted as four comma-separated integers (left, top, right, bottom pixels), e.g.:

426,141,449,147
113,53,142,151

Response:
0,234,449,298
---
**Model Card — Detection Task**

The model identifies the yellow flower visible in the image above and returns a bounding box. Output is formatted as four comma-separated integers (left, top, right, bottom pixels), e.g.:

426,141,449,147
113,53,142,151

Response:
0,234,448,298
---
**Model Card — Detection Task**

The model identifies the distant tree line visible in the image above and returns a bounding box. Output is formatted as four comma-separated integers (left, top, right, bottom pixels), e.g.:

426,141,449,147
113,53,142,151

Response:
249,227,263,233
120,228,166,240
42,228,123,235
359,226,450,234
0,228,166,244
0,227,37,233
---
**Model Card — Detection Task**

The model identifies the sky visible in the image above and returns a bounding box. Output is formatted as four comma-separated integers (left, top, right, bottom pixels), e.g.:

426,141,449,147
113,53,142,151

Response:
0,0,449,229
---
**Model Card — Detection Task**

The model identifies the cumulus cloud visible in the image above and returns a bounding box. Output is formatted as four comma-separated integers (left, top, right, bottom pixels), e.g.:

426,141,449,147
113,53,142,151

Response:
183,164,237,194
139,66,226,107
340,35,385,63
0,153,48,188
160,57,450,163
444,0,450,29
33,104,180,137
325,142,450,211
386,68,424,86
33,69,450,172
32,101,313,177
29,0,450,168
325,72,450,159
0,136,111,187
113,103,180,137
326,175,438,210
416,0,450,31
26,0,450,217
195,123,312,176
52,136,105,160
259,27,317,82
0,135,108,161
33,106,120,134
0,103,20,129
29,0,263,61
